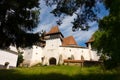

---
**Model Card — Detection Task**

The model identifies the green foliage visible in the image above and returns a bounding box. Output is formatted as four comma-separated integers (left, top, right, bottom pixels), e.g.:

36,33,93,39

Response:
17,51,24,67
0,0,40,48
0,66,119,80
93,0,120,69
99,54,107,61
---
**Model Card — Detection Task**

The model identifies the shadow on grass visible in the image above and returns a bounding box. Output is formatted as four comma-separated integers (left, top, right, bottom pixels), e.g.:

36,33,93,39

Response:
0,69,119,80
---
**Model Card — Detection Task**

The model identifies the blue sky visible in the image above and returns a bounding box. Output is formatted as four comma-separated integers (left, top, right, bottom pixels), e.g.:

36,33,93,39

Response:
33,0,109,47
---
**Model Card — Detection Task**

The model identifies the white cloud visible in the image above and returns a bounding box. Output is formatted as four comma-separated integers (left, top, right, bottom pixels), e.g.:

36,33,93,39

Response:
59,13,77,37
33,0,58,33
73,22,98,46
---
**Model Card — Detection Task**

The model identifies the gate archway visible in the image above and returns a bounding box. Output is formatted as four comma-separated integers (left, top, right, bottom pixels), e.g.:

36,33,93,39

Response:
49,57,56,65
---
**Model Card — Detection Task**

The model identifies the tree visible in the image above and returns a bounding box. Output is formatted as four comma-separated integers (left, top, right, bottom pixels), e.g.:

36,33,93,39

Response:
17,51,24,67
0,0,40,48
93,0,120,69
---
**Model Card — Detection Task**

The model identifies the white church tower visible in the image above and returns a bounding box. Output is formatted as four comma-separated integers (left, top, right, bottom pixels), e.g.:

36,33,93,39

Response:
42,26,64,65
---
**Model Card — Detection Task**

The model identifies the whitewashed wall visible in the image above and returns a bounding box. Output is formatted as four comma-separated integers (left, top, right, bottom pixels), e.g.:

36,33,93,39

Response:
0,50,18,68
9,46,18,52
59,47,91,61
30,45,43,66
42,38,62,65
91,50,100,61
45,38,62,49
23,47,33,66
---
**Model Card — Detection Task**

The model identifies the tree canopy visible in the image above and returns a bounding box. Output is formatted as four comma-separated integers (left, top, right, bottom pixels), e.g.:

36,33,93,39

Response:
0,0,40,48
93,0,120,69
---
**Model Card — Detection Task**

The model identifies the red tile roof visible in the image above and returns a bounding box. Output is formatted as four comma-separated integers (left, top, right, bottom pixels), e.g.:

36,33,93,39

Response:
62,36,77,46
46,26,60,35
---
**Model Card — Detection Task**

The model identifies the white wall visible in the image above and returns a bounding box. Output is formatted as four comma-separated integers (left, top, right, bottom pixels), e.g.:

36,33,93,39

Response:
45,38,62,49
59,47,91,61
23,47,33,66
0,50,18,67
42,38,62,65
30,45,43,66
91,50,100,61
9,46,18,52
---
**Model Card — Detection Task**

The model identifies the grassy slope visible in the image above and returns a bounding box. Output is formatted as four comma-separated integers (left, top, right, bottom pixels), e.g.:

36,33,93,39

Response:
0,66,119,80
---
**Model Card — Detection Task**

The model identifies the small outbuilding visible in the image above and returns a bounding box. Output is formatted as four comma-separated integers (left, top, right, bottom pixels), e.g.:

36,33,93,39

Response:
0,49,18,69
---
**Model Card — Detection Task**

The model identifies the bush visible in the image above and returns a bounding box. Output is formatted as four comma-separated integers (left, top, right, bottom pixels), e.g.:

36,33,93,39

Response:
17,52,24,67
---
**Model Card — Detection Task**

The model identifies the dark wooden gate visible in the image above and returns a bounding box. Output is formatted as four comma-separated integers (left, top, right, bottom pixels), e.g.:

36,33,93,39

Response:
49,57,56,65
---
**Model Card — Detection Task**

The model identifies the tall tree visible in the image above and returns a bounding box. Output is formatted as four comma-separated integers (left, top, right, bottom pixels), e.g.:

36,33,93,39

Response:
93,0,120,69
0,0,40,48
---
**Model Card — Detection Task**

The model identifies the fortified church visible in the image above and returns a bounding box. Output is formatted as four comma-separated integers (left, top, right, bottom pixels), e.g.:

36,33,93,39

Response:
22,26,99,67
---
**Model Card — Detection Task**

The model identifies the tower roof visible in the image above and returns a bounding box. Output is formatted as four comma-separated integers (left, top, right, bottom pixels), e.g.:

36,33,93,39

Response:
62,36,77,46
86,35,94,43
46,26,60,35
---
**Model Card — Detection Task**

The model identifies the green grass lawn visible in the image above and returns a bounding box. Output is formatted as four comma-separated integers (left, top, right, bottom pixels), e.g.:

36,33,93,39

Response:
0,65,119,80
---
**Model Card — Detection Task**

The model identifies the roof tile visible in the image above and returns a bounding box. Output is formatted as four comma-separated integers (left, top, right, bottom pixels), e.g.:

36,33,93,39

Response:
46,26,60,35
62,36,77,46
